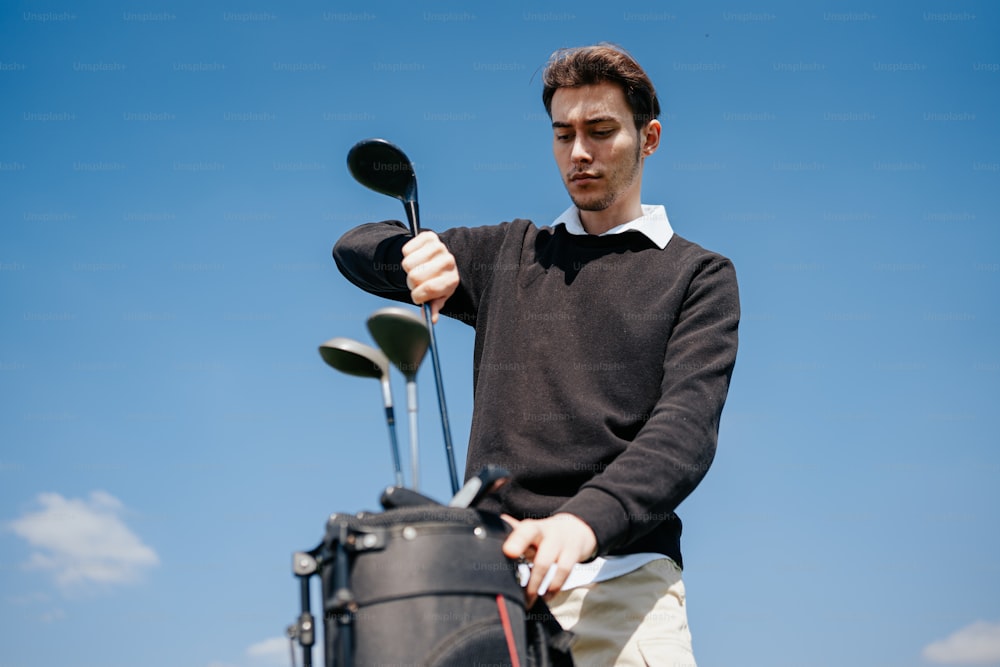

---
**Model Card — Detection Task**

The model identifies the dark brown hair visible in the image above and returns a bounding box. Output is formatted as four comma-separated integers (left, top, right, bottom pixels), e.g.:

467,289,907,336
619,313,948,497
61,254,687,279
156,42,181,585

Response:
541,43,661,130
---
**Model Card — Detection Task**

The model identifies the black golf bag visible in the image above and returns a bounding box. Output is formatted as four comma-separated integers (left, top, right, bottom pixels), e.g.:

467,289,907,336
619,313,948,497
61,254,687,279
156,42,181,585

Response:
291,505,573,667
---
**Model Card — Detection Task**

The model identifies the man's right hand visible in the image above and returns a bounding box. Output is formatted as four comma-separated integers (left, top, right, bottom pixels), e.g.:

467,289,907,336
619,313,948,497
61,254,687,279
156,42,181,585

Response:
401,231,459,323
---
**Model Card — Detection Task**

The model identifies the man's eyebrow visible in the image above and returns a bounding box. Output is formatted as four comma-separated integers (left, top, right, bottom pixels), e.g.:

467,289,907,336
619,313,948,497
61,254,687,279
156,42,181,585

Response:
551,116,620,128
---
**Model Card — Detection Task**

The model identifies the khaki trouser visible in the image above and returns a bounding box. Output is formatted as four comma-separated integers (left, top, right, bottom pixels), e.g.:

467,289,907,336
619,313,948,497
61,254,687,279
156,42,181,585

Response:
546,558,697,667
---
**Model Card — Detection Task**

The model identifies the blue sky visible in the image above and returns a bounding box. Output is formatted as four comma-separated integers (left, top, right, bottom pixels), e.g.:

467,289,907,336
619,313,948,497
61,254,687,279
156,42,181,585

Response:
1,2,998,666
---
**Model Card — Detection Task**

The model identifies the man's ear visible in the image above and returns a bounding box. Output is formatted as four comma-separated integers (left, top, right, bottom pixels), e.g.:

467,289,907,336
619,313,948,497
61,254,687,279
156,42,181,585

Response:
641,119,662,157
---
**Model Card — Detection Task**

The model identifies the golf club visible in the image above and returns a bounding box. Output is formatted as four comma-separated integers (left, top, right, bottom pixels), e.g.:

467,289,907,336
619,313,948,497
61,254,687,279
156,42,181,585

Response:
347,138,460,495
367,307,429,491
448,464,511,509
318,337,404,487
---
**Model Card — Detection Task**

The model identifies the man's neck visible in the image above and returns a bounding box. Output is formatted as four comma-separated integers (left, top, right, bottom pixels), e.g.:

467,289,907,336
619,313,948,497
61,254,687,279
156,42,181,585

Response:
578,199,644,235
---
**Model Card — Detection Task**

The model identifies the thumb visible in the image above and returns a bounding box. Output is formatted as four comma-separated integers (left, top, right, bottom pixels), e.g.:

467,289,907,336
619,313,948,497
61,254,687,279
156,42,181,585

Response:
429,296,448,324
500,514,524,559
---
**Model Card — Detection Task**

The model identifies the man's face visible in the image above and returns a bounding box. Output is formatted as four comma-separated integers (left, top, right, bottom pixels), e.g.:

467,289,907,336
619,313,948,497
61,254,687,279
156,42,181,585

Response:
550,81,651,220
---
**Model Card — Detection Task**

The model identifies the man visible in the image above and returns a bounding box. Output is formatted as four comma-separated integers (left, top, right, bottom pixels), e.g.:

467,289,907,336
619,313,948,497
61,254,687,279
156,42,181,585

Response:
334,44,739,666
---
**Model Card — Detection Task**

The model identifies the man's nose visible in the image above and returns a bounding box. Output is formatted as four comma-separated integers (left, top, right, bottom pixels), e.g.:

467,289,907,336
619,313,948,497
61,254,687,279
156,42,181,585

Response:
571,136,592,164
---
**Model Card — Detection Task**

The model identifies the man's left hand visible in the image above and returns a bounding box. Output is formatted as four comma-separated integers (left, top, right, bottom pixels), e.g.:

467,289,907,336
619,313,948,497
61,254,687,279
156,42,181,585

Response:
501,513,597,607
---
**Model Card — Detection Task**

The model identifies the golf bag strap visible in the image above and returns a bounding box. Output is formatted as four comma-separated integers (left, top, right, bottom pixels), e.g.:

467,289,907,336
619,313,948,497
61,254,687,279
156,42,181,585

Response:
525,599,575,667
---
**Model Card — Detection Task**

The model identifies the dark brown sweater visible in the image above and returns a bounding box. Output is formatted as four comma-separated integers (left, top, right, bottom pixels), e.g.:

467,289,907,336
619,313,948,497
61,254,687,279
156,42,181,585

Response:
333,219,739,567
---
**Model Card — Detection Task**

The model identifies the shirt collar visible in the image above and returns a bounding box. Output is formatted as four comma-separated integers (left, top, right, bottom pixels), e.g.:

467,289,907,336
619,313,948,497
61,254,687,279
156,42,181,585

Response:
552,204,674,249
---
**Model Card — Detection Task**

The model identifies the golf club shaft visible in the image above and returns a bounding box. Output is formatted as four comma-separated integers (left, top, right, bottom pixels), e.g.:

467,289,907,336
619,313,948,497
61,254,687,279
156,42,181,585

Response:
421,302,460,494
403,199,460,495
406,380,419,490
385,406,404,487
379,377,405,487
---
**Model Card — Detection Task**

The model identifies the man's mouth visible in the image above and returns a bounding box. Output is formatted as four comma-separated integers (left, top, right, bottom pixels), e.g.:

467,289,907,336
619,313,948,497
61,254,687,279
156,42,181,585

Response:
570,172,599,183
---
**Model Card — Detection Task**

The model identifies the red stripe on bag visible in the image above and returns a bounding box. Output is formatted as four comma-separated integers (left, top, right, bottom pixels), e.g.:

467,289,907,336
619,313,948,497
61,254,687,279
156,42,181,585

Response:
496,594,521,667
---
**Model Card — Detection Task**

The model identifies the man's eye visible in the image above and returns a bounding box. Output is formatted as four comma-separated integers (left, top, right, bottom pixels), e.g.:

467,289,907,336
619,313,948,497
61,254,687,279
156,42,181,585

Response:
593,129,613,138
555,134,572,142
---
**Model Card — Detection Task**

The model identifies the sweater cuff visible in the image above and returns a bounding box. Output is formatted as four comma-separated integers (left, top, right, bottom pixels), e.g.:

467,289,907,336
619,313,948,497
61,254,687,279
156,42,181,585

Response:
557,486,629,558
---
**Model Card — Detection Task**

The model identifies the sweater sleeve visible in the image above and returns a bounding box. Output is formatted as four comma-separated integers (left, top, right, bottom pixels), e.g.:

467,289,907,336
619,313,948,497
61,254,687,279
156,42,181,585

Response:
332,220,414,304
332,219,526,325
558,255,740,556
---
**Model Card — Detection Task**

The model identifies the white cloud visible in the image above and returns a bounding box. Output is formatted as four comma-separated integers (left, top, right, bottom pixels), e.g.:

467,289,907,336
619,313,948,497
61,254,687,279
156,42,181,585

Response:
6,491,159,588
924,620,1000,664
247,636,291,665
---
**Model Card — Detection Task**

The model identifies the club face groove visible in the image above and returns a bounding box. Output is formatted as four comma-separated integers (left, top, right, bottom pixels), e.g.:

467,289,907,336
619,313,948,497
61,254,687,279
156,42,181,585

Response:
347,138,417,205
367,307,429,380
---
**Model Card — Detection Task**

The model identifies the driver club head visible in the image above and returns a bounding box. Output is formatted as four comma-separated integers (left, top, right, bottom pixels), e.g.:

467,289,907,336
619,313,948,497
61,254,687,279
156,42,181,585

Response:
347,138,420,234
366,307,429,380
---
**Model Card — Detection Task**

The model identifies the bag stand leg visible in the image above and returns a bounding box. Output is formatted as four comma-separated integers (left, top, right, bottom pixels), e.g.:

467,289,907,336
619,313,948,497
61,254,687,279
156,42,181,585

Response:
326,516,358,667
289,552,317,667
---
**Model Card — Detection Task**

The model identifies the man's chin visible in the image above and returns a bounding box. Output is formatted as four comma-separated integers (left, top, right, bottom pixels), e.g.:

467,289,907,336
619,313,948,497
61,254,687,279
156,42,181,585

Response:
571,196,611,212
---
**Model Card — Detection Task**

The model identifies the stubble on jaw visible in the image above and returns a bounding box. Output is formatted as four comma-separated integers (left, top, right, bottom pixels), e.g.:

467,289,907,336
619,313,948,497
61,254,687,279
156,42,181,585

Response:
569,137,643,213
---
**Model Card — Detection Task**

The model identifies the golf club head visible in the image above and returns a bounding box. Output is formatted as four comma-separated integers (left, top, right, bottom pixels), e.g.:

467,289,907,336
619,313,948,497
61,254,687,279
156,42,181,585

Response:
318,337,390,380
367,307,430,380
347,138,420,234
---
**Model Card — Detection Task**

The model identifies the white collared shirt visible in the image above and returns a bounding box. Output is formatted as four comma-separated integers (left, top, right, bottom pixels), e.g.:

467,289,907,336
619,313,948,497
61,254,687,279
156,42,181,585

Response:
552,203,674,249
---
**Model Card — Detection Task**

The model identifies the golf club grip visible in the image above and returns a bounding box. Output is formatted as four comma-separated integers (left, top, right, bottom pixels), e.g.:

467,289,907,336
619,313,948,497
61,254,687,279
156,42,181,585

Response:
422,302,460,495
